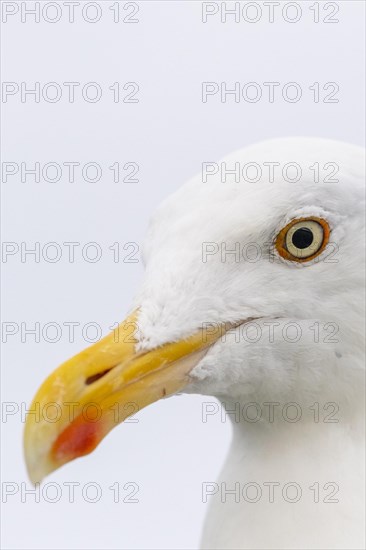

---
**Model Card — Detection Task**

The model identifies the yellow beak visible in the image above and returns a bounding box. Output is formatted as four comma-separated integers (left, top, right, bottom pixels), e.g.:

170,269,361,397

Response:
24,311,229,483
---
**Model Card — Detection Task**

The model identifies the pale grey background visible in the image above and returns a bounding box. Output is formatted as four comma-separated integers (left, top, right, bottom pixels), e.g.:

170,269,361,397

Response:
1,1,365,549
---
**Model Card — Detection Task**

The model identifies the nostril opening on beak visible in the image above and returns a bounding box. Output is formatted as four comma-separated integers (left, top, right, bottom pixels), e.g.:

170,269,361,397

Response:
85,368,113,385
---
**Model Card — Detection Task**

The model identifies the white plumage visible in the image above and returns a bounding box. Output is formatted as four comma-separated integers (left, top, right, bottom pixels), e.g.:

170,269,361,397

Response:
133,137,365,549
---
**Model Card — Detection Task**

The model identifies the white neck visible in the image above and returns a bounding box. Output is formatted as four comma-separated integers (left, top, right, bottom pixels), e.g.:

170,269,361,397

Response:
201,401,365,550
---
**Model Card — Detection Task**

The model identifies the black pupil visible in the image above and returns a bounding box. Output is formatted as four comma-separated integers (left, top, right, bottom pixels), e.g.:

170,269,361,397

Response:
292,227,314,249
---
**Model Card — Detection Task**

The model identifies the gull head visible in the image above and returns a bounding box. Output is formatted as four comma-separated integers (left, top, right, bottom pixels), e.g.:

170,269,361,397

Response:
24,137,365,483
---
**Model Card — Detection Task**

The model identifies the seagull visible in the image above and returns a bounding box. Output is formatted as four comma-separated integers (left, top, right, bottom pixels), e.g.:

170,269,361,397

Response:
24,137,365,550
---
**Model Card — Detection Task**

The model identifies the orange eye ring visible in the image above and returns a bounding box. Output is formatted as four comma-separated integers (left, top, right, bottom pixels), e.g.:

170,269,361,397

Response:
275,217,331,263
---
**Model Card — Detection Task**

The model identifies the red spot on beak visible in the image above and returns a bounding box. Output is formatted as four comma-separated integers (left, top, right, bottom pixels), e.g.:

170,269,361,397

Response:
51,415,103,462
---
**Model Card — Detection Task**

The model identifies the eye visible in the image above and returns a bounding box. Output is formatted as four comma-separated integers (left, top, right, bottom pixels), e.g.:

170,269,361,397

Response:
275,217,330,262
